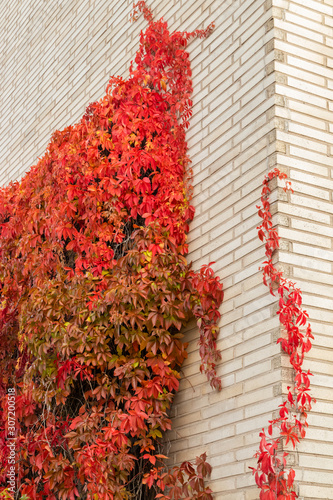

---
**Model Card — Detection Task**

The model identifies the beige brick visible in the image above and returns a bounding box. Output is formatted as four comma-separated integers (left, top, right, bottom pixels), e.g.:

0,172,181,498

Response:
302,294,333,311
291,0,333,16
287,53,333,80
277,129,328,153
279,250,331,273
298,484,333,499
299,454,333,470
294,267,333,286
210,477,237,495
287,32,333,60
276,17,324,43
290,193,333,215
284,11,330,36
325,13,333,27
276,60,326,88
275,38,325,65
289,121,333,143
306,307,333,324
276,82,327,109
291,218,333,238
287,2,323,22
289,145,333,168
286,178,330,200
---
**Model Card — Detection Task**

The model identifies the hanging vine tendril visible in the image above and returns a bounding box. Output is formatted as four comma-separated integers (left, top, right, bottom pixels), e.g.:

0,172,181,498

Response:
251,168,314,500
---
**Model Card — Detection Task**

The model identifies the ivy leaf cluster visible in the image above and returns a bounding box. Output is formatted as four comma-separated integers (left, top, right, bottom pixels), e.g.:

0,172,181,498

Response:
251,169,314,499
0,3,222,499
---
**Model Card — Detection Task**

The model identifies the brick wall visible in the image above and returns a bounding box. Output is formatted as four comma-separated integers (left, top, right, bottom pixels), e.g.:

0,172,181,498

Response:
169,1,283,498
0,1,332,499
272,1,333,498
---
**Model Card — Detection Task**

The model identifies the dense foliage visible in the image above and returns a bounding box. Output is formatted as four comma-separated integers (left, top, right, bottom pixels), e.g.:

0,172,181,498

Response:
252,169,314,500
0,3,223,499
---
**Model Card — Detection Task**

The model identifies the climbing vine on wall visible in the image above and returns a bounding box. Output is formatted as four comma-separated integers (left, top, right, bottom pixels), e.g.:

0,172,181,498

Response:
252,169,314,500
0,3,223,499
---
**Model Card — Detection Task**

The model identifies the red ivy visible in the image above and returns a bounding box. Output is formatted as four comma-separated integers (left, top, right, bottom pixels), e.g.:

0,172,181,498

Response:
0,3,222,499
251,168,314,499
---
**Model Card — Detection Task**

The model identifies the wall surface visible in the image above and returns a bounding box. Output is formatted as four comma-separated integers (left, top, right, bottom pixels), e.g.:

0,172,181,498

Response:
0,0,332,499
272,1,333,498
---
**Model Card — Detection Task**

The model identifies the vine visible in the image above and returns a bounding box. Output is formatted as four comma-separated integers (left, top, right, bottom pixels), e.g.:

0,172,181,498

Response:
0,3,222,499
251,168,314,499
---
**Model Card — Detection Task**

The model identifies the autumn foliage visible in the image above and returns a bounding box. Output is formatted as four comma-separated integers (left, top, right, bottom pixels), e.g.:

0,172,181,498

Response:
252,169,314,499
0,3,223,499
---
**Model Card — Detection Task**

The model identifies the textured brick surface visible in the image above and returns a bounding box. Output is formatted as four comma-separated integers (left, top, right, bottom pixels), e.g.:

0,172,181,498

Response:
272,1,333,498
0,0,332,498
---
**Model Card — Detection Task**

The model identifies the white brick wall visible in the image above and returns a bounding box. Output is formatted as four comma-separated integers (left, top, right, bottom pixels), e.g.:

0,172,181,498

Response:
0,0,332,499
272,1,333,498
169,2,284,498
